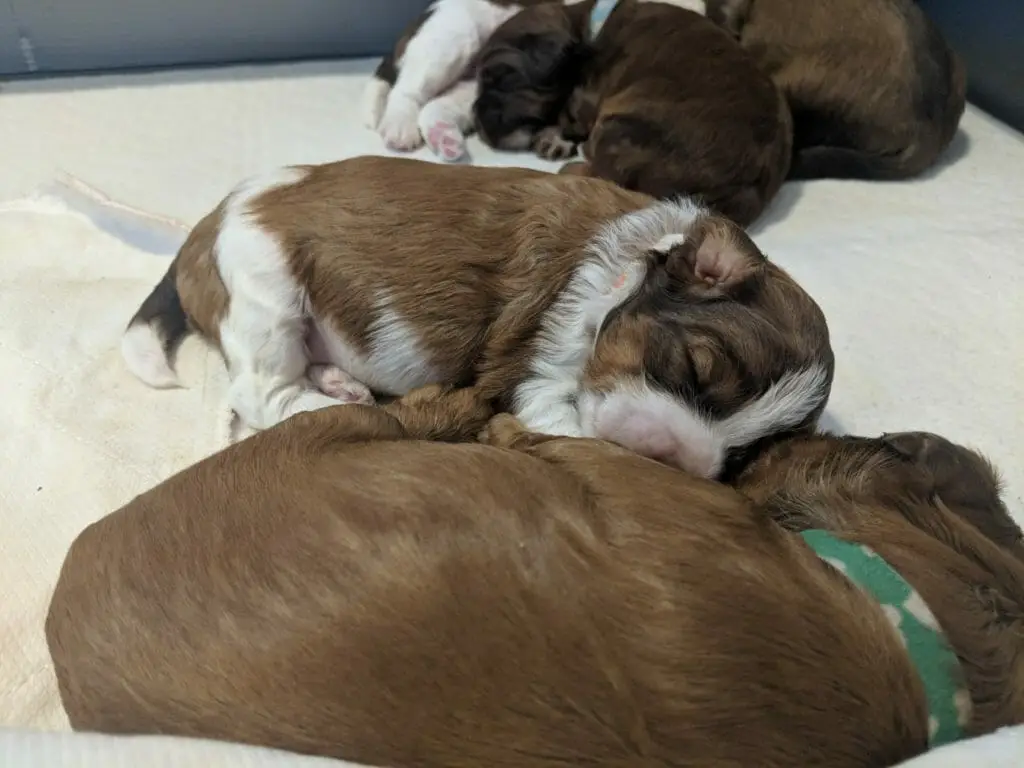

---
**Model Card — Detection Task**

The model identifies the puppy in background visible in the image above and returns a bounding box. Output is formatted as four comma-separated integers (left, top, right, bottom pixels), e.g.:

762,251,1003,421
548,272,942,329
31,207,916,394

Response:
119,156,833,479
706,0,966,179
47,397,1024,766
364,0,566,161
474,0,793,227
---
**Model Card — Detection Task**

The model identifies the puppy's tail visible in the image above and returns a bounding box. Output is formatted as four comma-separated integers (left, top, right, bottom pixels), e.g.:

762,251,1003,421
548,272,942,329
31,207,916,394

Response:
121,258,191,389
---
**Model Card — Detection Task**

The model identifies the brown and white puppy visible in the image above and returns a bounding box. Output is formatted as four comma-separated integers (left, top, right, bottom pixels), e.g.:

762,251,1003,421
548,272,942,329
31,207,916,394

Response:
120,156,833,478
473,0,793,227
363,0,567,159
47,397,1024,767
705,0,967,180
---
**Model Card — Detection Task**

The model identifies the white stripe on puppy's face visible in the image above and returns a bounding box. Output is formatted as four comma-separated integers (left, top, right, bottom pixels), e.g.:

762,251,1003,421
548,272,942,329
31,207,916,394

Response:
578,365,830,478
378,0,523,151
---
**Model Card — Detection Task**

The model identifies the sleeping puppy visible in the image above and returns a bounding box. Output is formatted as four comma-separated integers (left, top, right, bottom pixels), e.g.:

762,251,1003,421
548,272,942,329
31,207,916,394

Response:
47,396,1024,766
120,156,833,478
705,0,967,180
473,0,793,227
363,0,566,160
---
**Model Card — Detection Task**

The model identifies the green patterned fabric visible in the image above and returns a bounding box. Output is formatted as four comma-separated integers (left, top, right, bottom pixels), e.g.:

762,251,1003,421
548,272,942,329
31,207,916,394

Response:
800,530,970,748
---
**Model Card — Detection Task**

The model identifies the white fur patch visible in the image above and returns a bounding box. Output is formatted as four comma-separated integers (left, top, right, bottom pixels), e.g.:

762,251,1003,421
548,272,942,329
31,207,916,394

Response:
120,322,180,389
513,199,705,436
652,233,687,252
362,77,392,130
378,0,521,149
418,79,479,162
308,294,440,397
215,166,342,430
577,365,830,477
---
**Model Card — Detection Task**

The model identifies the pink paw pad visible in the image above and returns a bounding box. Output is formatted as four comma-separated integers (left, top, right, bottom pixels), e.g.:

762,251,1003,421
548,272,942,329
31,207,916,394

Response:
426,121,466,162
308,366,376,405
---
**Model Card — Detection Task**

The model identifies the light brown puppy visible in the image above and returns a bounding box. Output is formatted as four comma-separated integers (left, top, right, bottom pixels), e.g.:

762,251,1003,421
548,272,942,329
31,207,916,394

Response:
705,0,967,179
46,395,1024,767
474,0,793,226
120,156,833,478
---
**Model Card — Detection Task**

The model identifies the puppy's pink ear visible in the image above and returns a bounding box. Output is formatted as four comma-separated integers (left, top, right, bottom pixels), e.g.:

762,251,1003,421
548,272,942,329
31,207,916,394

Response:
655,218,766,289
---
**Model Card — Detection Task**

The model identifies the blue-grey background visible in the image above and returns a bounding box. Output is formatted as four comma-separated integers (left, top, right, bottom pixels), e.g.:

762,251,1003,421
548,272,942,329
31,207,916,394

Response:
0,0,430,75
0,0,1020,132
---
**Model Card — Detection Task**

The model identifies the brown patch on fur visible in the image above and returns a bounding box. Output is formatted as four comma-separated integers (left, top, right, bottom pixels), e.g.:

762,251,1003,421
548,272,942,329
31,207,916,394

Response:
50,398,988,767
735,430,1024,734
706,0,967,180
173,202,229,343
473,1,596,149
475,0,793,227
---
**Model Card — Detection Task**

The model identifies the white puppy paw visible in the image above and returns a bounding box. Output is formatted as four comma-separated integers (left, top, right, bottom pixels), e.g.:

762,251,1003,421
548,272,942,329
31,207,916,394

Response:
423,120,468,162
378,92,424,151
308,365,376,405
362,78,391,130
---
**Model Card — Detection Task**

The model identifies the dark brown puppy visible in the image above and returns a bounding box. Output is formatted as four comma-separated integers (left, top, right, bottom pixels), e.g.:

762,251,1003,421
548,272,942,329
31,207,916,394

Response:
706,0,967,180
47,394,1024,767
474,0,792,227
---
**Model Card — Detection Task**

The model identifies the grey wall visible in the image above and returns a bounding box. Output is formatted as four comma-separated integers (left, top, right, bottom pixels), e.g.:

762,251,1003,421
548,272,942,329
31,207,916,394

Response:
917,0,1024,133
0,0,431,76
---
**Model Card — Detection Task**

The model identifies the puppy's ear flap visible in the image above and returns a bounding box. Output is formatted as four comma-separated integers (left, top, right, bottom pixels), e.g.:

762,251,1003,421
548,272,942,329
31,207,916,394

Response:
881,432,936,463
651,217,766,290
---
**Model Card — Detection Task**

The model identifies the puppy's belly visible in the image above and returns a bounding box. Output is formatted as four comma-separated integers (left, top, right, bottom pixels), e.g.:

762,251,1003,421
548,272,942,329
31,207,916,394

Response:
307,315,440,396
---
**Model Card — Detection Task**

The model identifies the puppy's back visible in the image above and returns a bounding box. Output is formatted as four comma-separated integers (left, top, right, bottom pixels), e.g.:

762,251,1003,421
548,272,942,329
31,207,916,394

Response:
581,4,792,226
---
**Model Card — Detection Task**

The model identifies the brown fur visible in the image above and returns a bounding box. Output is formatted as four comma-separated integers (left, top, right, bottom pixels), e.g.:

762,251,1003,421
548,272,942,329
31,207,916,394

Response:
127,156,833,470
474,0,793,227
735,429,1024,733
47,395,1024,766
706,0,967,180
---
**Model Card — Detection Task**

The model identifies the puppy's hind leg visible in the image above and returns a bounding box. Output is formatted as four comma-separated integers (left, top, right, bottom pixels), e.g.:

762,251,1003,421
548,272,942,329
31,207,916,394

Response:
308,364,376,405
215,172,340,432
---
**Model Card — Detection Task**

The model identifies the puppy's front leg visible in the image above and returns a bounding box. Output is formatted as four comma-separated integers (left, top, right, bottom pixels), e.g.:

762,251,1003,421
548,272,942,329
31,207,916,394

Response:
382,385,494,442
417,79,479,163
479,413,564,451
276,385,491,455
533,126,579,161
378,0,497,151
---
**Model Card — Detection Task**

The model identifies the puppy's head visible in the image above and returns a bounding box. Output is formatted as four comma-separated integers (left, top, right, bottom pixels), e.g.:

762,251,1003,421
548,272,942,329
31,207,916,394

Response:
473,1,594,150
735,431,1023,558
579,213,834,478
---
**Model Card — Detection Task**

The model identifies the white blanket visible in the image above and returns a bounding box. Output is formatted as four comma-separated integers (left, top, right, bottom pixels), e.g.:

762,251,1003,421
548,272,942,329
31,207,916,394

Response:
0,62,1021,761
